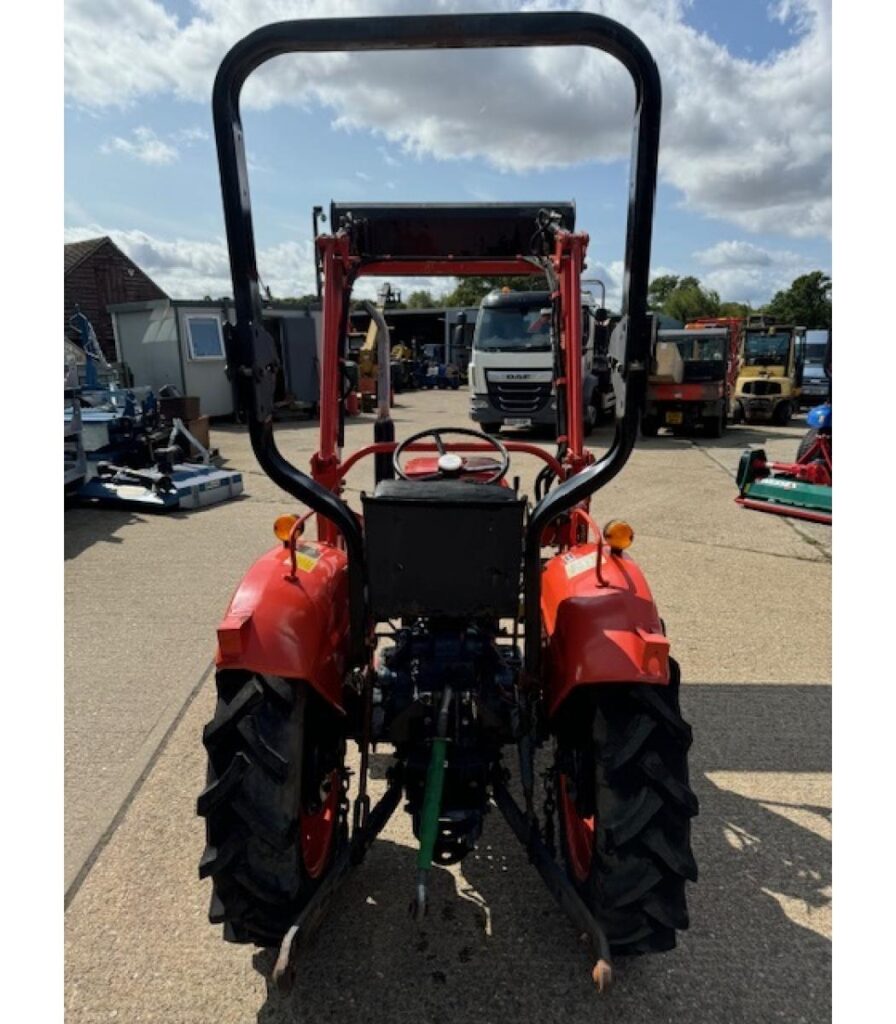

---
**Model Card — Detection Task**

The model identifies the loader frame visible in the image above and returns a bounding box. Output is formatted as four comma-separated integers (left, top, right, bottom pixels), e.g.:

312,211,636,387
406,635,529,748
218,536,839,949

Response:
212,11,662,676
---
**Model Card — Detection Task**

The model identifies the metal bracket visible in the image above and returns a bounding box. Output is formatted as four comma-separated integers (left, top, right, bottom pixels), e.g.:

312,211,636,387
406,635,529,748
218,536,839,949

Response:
492,774,614,993
271,772,404,994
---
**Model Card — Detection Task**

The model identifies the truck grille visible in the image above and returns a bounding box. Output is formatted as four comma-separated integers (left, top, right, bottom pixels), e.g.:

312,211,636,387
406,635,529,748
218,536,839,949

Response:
486,379,552,414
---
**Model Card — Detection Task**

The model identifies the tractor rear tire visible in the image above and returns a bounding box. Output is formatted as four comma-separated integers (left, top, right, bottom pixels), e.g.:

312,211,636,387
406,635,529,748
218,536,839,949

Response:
796,428,818,462
554,660,698,956
198,670,347,946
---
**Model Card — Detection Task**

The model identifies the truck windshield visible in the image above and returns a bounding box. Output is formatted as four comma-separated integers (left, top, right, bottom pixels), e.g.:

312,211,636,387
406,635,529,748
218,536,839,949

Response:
805,342,827,365
678,337,725,361
474,306,552,352
744,333,790,366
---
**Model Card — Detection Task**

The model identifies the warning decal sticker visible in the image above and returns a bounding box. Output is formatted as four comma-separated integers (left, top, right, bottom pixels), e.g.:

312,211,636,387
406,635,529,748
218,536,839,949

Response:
563,551,597,578
284,542,323,573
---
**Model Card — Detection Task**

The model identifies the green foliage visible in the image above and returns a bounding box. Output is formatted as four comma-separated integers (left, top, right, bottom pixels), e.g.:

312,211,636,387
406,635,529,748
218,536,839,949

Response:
649,274,720,321
441,274,547,307
647,274,680,310
719,301,753,318
405,290,437,309
763,271,832,329
266,293,319,307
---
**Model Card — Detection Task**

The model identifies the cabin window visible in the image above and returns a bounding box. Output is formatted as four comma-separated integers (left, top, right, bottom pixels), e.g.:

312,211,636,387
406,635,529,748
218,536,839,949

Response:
186,316,225,360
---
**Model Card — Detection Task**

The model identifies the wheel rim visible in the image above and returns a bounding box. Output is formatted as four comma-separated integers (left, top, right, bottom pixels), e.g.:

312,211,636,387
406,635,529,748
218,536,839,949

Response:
559,773,595,883
300,770,340,879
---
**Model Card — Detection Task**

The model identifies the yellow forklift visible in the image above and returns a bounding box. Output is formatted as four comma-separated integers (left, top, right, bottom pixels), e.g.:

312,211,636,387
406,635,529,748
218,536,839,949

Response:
733,315,805,425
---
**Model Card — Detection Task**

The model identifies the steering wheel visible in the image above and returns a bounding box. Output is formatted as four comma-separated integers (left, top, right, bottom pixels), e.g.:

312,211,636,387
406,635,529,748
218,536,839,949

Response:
393,427,510,484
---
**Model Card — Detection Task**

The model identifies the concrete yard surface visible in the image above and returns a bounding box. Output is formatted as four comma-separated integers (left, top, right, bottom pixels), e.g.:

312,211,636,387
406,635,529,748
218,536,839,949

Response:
65,388,830,1023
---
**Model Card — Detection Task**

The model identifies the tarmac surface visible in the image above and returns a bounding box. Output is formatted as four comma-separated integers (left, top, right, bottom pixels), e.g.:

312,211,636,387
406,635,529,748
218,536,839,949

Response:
65,388,831,1023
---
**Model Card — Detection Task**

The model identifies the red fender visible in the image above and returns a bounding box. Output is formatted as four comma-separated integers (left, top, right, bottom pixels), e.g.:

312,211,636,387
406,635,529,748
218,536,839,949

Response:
541,543,670,718
215,541,351,712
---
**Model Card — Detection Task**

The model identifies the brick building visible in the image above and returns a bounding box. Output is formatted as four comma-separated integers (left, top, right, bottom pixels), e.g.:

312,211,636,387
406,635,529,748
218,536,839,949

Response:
64,237,168,361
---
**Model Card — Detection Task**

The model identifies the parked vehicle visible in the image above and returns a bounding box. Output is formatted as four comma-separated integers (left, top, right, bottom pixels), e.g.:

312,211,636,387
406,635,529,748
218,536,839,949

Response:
733,315,806,425
468,286,612,435
798,330,831,407
641,316,742,437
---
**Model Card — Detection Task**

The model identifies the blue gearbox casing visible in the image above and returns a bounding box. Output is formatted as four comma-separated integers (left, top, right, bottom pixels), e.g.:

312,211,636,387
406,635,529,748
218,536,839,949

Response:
807,403,832,430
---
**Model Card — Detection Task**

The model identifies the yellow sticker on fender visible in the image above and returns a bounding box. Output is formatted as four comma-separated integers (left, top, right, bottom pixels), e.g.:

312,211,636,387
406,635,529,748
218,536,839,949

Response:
563,551,597,578
284,542,322,573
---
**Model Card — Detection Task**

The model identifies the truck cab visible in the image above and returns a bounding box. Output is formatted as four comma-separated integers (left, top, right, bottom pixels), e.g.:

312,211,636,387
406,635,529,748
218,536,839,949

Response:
468,288,609,434
734,316,805,425
798,330,831,407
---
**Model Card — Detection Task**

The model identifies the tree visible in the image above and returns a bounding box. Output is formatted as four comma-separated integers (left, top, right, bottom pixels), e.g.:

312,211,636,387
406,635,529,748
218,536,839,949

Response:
441,274,546,307
647,274,680,311
648,274,720,322
665,281,720,322
405,290,437,309
719,301,753,319
265,293,320,307
763,271,831,329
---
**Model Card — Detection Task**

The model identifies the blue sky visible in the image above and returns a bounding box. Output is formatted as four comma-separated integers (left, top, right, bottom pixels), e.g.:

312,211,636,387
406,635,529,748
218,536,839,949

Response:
64,1,831,308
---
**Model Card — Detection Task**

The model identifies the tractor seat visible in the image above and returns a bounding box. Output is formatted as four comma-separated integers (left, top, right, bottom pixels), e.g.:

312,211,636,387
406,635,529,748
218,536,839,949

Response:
362,479,525,619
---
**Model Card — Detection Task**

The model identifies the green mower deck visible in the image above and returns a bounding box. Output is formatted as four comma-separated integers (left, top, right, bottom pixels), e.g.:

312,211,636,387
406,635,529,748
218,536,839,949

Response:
736,448,832,524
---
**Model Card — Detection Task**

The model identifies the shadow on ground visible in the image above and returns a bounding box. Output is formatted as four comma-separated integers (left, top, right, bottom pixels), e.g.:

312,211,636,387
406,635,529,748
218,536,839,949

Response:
64,492,251,560
64,507,143,560
251,684,831,1024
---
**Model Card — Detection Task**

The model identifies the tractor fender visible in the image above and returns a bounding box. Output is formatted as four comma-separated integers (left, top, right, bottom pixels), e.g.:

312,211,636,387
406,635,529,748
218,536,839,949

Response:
215,541,351,712
541,543,670,719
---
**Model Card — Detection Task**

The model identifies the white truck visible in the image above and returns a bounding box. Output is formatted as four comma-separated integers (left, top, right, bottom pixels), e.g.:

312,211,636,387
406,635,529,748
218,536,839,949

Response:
467,288,612,434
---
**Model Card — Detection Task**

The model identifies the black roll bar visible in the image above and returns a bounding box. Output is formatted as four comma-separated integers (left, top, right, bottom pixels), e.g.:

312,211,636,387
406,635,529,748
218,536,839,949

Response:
212,12,662,668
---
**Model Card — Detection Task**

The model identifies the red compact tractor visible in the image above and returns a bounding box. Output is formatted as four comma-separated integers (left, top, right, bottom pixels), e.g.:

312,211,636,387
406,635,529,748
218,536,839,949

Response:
199,11,697,993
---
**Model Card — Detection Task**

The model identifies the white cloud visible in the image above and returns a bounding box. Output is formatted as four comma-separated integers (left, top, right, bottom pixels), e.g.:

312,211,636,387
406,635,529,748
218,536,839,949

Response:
64,224,316,299
101,126,179,165
65,0,831,239
696,240,780,268
694,239,823,305
63,220,817,307
62,223,536,306
172,126,210,144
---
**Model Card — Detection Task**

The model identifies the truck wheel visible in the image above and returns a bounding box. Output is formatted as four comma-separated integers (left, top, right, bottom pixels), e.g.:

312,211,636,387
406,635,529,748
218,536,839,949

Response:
640,416,659,438
554,661,698,956
198,670,347,946
480,422,502,435
703,414,724,439
773,401,793,426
